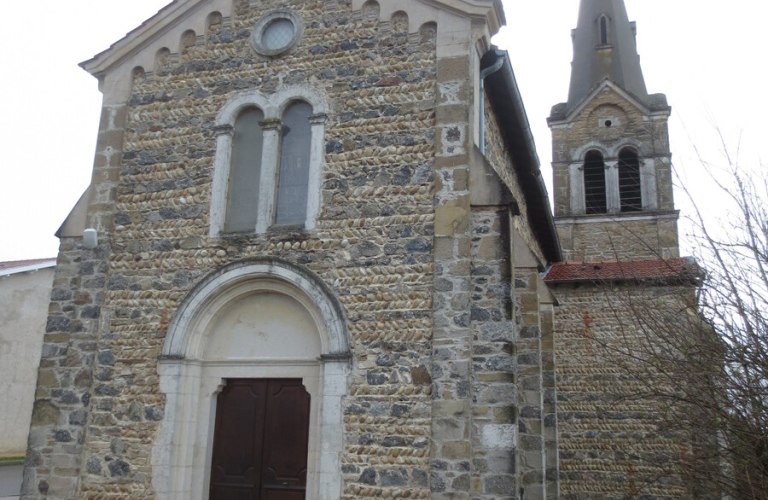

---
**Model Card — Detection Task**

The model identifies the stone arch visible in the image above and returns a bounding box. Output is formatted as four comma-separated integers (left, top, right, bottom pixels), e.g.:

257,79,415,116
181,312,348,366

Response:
206,11,223,38
153,258,349,500
419,21,437,43
155,47,171,73
574,141,609,162
180,29,197,55
610,139,648,158
362,0,380,22
163,258,350,359
131,66,146,87
391,11,409,34
215,86,328,125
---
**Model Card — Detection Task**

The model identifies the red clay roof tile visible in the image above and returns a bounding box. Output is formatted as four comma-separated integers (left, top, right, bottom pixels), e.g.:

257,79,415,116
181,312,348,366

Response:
544,257,697,283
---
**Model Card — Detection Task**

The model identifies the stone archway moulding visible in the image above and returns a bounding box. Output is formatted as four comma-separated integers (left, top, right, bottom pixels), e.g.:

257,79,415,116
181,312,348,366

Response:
163,258,349,359
152,258,350,500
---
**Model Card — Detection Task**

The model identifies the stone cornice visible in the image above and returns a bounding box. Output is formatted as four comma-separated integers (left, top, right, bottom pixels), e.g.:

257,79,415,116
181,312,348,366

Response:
80,0,208,79
548,80,671,126
419,0,506,35
82,0,507,80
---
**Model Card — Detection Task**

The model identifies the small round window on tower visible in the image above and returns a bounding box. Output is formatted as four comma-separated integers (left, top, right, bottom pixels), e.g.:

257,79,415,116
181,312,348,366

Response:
605,119,613,128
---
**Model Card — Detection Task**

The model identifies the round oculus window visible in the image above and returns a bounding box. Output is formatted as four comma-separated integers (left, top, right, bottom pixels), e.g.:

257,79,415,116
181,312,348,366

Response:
251,11,303,57
262,19,296,51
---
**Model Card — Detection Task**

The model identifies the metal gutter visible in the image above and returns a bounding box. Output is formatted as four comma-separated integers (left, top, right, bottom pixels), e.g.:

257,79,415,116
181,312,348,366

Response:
480,48,562,262
479,56,504,149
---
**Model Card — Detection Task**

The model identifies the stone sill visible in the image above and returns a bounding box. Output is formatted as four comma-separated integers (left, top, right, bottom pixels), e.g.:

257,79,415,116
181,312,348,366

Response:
555,210,679,225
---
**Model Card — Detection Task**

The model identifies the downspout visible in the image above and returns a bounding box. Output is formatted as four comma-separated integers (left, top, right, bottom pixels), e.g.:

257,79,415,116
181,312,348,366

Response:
496,53,562,261
482,47,563,262
479,55,504,151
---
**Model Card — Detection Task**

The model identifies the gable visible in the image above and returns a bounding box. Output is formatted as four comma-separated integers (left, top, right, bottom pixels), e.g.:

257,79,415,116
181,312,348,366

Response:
81,0,505,82
561,79,651,124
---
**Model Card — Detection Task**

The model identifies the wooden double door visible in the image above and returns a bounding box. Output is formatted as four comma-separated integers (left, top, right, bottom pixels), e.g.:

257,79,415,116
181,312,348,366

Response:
209,379,311,500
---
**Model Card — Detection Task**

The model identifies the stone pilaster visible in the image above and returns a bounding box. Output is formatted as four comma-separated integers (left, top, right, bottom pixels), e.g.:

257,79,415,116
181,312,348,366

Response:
431,49,474,499
540,295,559,500
514,267,546,500
469,208,519,500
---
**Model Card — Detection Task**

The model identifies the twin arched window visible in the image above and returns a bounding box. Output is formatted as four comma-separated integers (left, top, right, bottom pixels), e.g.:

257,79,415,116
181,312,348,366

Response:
211,90,325,237
582,148,643,214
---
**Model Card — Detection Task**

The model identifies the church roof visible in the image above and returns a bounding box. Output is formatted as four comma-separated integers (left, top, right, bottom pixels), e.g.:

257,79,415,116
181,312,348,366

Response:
544,257,698,284
566,0,649,114
0,258,57,277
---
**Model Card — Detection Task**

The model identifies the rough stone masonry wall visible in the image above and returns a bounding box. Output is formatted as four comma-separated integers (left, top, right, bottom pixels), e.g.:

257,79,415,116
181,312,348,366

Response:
556,217,680,262
26,1,442,499
552,284,687,500
23,237,111,500
469,209,518,500
483,93,545,265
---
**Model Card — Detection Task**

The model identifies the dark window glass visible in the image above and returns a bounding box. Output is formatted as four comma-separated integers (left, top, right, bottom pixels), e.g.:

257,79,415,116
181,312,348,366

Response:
226,107,264,233
600,16,608,44
619,149,642,212
584,151,607,214
275,101,313,226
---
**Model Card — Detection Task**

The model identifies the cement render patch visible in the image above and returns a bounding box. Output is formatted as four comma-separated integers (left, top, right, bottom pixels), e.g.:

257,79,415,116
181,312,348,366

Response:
0,464,22,498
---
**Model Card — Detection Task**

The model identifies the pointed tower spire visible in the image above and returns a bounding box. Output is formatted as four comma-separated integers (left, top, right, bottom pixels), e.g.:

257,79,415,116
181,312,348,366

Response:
567,0,648,112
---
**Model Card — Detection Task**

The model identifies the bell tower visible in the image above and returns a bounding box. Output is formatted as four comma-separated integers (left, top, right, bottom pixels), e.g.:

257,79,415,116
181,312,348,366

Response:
548,0,679,262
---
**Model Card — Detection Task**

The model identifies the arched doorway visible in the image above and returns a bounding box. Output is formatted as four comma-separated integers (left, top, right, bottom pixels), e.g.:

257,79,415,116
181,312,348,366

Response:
151,259,350,500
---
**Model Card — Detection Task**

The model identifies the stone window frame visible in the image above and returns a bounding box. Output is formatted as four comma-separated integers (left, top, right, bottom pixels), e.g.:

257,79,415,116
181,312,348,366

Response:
210,86,329,237
598,13,611,46
250,10,304,58
570,142,658,215
151,259,350,500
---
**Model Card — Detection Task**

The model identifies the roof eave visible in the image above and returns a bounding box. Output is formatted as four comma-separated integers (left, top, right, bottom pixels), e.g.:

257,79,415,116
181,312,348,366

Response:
545,275,700,286
79,0,200,78
0,261,57,278
482,48,562,263
421,0,505,34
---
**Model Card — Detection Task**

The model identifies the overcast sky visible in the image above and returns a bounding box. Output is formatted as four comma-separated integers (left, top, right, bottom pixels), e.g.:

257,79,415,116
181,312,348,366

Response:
1,1,765,262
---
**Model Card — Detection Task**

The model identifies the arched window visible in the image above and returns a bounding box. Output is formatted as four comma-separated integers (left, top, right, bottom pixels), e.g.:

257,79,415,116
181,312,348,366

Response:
584,151,607,214
225,107,264,232
599,15,609,45
619,148,642,212
275,101,312,226
210,87,327,237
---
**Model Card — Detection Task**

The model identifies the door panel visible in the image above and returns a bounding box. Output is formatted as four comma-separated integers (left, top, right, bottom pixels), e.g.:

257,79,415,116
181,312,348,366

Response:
210,380,267,499
209,379,311,500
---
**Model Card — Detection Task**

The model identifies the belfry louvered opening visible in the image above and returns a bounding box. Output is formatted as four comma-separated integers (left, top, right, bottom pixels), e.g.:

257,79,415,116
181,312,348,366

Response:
584,150,607,214
619,148,642,212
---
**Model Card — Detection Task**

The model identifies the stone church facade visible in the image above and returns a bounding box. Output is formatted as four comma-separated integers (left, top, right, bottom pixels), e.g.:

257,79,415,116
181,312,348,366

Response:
21,1,692,500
